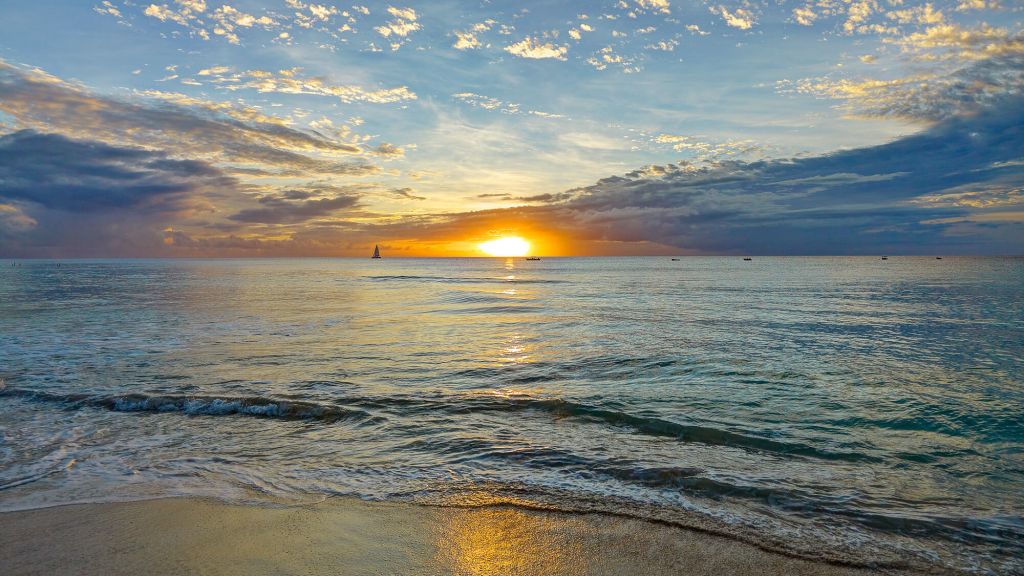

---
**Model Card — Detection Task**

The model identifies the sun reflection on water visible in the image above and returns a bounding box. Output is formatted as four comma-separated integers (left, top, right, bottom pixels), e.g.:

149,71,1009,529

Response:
499,333,530,364
437,507,579,576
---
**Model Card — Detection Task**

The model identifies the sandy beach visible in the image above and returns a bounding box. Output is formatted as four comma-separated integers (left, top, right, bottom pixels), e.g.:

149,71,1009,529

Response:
0,497,891,576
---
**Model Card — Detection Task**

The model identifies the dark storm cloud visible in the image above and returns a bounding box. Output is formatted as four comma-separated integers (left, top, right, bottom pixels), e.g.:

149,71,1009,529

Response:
1,56,1021,256
174,96,1021,255
395,99,1023,254
471,192,571,202
225,181,428,224
228,193,360,224
0,61,370,177
0,130,235,211
388,187,426,201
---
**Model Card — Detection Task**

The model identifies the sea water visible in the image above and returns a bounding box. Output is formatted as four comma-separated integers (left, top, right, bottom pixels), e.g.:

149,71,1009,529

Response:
0,257,1021,573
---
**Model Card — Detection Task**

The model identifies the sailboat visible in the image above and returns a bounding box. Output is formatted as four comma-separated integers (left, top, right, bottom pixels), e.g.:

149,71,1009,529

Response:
371,245,381,259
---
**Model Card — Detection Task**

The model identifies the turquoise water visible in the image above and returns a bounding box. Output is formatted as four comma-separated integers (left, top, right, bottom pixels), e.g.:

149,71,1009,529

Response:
1,257,1021,573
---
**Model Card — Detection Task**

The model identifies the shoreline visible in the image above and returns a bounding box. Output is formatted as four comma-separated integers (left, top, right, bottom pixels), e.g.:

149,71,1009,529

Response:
0,496,907,576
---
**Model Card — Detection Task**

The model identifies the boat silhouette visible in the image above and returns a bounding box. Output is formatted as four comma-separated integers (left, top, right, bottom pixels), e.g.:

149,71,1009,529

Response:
371,245,381,259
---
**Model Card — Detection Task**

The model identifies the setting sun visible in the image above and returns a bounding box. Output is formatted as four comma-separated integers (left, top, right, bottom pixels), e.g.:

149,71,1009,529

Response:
479,236,531,257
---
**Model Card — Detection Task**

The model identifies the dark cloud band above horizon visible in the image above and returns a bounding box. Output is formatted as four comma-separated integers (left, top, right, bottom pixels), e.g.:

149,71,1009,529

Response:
0,63,1022,256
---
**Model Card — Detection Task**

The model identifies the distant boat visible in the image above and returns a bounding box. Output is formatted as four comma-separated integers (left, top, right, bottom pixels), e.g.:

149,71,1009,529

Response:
525,257,540,261
671,258,680,261
936,257,942,259
371,245,381,259
881,256,888,260
743,257,752,261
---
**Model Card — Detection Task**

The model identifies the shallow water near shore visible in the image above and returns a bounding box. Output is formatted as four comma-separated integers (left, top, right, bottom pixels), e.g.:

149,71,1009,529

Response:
0,497,880,576
1,257,1022,573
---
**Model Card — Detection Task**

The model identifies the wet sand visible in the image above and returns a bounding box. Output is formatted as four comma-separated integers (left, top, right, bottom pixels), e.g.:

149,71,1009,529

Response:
0,497,894,575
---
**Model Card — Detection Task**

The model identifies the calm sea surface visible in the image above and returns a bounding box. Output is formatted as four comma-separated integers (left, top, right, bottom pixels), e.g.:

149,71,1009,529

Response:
1,257,1022,573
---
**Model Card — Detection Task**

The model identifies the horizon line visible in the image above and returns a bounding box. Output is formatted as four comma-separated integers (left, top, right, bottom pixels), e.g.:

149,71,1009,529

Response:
4,254,1022,260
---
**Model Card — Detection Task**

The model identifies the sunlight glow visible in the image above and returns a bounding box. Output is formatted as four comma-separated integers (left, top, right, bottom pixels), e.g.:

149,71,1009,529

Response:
479,236,530,257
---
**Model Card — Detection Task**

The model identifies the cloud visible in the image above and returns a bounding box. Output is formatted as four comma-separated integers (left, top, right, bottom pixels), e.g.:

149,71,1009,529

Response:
453,19,496,50
587,46,641,73
223,181,427,225
0,130,232,212
228,192,359,224
93,1,126,23
399,99,1023,255
0,203,37,234
0,60,398,182
505,37,569,60
452,92,563,118
372,143,405,157
710,6,756,30
308,4,337,21
454,31,482,50
177,0,205,12
792,7,817,26
779,53,1024,121
197,67,417,104
0,60,401,256
955,0,1001,10
12,97,1018,256
653,133,764,161
634,0,671,15
646,40,678,51
0,129,239,256
453,92,519,113
0,61,366,163
560,132,628,150
209,5,277,44
893,23,1024,61
375,5,421,48
135,89,289,125
141,1,215,39
778,21,1024,122
138,2,276,44
144,4,190,27
386,6,416,21
388,187,426,201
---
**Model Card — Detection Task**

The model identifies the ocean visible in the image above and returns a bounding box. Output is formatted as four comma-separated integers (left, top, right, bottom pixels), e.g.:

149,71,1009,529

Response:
1,257,1021,573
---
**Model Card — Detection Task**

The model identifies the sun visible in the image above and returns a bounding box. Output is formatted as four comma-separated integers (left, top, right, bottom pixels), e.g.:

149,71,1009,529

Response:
479,236,531,257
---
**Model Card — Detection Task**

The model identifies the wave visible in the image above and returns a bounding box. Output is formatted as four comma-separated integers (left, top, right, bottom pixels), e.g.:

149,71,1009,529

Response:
317,391,879,463
397,480,954,573
2,385,873,462
0,387,384,426
514,397,879,461
2,386,1020,573
382,435,1021,549
0,459,77,492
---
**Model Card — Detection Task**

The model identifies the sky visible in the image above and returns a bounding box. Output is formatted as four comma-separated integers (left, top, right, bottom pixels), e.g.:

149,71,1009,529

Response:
0,0,1021,256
